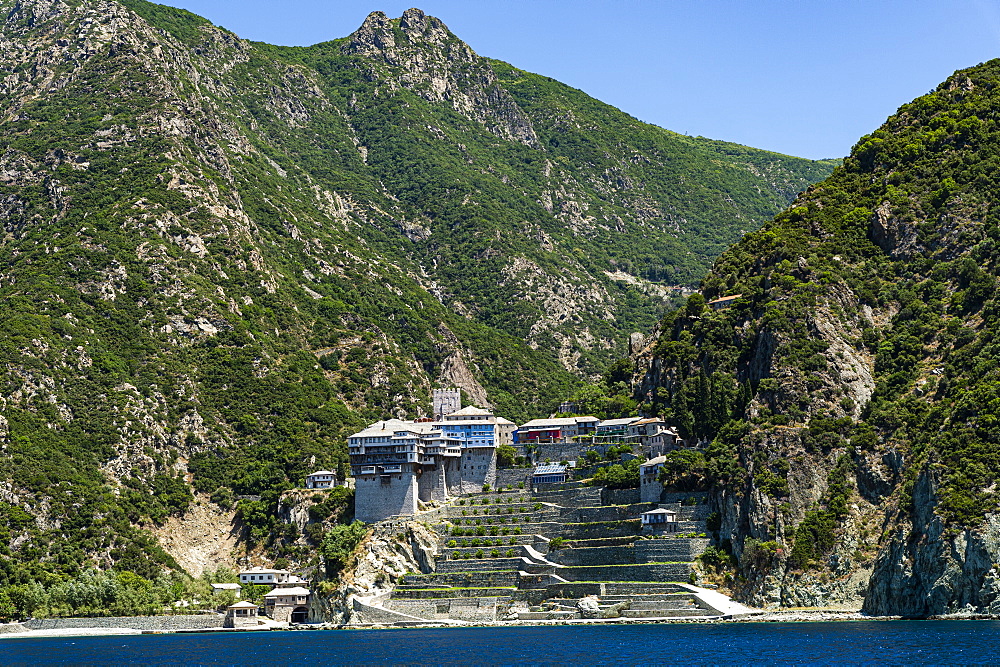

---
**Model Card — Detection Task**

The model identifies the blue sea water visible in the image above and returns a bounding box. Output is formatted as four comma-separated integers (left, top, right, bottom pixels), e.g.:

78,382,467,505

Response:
2,621,999,665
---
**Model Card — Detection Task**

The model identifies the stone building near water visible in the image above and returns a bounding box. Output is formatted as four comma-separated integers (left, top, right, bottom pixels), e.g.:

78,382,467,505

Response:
223,600,260,628
264,586,310,623
349,405,512,522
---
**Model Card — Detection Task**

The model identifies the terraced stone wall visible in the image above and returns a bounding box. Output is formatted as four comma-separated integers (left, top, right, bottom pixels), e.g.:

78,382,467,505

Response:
634,538,709,562
558,562,691,582
435,557,524,573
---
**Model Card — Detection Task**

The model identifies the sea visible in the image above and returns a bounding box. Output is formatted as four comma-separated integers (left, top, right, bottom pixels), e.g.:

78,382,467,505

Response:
2,621,998,665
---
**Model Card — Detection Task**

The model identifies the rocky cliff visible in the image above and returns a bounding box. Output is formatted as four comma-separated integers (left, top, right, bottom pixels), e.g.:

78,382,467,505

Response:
632,59,1000,616
311,521,437,624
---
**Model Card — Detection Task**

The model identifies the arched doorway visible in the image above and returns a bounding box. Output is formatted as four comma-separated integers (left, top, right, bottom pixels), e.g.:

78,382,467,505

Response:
291,606,309,623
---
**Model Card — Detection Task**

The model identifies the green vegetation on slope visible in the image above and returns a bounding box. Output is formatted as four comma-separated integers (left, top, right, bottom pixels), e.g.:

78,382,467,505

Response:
0,0,831,588
639,58,1000,571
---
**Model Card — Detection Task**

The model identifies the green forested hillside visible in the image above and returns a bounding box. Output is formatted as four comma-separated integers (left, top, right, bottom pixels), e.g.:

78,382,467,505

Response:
0,0,832,596
634,58,1000,614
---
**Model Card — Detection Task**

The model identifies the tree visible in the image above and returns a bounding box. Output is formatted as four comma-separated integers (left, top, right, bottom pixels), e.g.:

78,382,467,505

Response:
320,521,368,578
496,444,516,467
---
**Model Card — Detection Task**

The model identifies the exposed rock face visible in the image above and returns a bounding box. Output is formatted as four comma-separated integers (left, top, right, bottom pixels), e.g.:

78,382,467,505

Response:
864,474,1000,617
630,61,1000,616
313,522,437,623
345,8,540,148
150,495,240,577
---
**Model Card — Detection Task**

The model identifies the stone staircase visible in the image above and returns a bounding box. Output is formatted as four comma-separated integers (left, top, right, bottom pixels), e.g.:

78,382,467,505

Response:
359,483,738,624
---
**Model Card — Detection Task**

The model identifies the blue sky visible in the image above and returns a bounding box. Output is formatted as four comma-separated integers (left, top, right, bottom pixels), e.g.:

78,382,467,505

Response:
164,1,1000,160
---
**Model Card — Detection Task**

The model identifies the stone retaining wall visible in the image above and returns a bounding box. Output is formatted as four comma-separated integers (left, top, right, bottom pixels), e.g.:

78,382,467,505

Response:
634,538,709,562
440,544,528,560
551,545,635,567
558,562,691,582
352,598,426,625
565,536,638,548
23,615,224,631
496,468,532,490
435,557,524,573
392,587,515,599
530,442,587,465
387,597,499,623
558,519,642,539
569,503,650,523
403,571,519,588
0,623,27,634
661,492,708,504
601,487,641,506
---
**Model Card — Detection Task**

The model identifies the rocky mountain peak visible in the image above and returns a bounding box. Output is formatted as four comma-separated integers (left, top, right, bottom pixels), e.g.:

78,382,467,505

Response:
344,7,539,147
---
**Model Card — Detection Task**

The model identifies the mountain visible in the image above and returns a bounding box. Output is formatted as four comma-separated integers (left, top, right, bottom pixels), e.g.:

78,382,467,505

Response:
633,58,1000,615
0,0,833,590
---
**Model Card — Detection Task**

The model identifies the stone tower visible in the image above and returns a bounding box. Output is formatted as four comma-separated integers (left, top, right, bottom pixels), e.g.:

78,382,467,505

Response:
433,388,461,420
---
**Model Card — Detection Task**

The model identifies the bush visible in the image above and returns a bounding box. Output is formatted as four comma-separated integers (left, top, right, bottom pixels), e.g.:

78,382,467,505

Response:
320,521,367,578
496,445,517,467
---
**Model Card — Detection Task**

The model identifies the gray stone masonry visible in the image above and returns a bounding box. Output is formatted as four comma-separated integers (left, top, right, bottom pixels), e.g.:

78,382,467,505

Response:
442,534,542,548
530,442,588,464
563,536,638,548
0,623,27,634
355,472,418,524
551,538,709,566
599,582,688,595
558,563,692,582
565,503,653,523
435,557,525,573
659,501,713,521
402,571,519,588
556,519,642,539
391,587,516,599
601,487,641,505
439,544,531,560
495,467,533,490
352,598,428,625
675,521,704,532
23,615,223,631
634,538,710,563
550,545,635,567
387,597,501,623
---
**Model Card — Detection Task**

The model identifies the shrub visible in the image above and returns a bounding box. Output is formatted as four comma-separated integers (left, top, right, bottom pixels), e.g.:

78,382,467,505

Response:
320,521,368,578
446,539,457,548
475,549,485,559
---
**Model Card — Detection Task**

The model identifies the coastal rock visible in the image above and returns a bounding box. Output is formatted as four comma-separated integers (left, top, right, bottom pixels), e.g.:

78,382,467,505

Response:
313,521,437,624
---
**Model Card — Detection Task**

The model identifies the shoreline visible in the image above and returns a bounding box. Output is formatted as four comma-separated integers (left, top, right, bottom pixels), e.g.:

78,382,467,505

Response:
5,609,998,639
